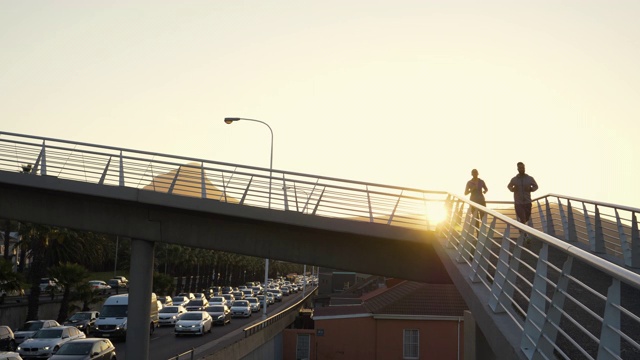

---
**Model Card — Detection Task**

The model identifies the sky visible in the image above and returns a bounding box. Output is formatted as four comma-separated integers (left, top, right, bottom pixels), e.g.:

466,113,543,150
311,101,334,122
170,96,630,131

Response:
1,1,638,208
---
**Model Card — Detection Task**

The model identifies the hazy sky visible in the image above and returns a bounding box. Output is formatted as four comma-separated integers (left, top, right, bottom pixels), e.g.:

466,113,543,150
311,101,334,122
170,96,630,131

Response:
1,1,638,207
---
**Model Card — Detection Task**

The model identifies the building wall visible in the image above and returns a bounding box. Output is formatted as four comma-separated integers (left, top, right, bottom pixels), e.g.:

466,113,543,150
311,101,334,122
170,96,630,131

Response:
374,318,464,360
314,316,376,360
283,329,315,360
285,316,464,360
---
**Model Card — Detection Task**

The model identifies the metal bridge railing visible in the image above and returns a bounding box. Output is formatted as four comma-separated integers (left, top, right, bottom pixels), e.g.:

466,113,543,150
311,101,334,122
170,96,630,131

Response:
442,194,640,360
0,131,447,231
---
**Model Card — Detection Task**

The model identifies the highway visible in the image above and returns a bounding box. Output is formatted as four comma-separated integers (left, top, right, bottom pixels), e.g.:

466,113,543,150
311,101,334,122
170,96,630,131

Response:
112,290,306,360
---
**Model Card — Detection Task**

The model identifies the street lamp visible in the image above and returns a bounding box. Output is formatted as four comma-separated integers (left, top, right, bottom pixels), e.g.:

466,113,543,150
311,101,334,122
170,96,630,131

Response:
224,116,273,317
223,117,273,209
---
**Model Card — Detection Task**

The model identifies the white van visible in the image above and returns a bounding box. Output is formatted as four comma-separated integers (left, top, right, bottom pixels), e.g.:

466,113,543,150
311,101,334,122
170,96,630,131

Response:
94,293,159,339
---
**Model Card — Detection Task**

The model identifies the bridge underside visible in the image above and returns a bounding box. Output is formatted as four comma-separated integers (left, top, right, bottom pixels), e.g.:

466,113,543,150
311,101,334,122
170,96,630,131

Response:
0,172,450,283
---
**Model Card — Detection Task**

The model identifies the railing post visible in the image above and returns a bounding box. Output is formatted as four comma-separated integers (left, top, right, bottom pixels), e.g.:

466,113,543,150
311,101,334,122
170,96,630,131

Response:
201,162,207,199
533,256,573,359
470,216,494,283
119,150,124,187
456,208,474,263
489,224,515,313
544,198,556,237
597,279,621,360
632,213,640,268
521,243,550,358
566,200,578,242
40,140,47,176
594,205,606,253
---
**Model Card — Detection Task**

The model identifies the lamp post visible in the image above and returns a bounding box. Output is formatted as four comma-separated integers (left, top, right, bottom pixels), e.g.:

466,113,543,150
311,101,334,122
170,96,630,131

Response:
223,117,273,209
224,117,273,317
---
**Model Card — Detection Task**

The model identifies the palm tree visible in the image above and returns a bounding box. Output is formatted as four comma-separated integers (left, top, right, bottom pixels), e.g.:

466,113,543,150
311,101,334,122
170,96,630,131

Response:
48,262,89,323
0,258,22,303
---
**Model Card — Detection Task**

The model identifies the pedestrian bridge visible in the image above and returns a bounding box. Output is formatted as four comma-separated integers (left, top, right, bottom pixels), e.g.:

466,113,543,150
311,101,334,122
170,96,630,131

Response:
0,131,638,360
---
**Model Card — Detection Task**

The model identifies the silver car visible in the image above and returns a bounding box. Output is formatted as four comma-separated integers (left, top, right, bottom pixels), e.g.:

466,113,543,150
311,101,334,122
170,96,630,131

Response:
13,320,60,344
174,311,212,336
17,326,85,359
230,300,251,318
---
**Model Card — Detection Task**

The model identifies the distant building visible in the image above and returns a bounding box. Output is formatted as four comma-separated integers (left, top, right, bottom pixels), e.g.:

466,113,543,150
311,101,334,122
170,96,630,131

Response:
284,278,468,360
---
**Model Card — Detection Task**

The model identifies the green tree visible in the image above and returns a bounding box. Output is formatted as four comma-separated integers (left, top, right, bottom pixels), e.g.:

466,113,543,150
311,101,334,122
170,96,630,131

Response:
153,272,174,295
48,262,89,323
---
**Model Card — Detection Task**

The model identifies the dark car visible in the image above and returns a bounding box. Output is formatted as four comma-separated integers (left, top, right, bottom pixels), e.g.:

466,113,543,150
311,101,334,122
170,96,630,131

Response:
49,338,116,360
205,305,231,325
0,326,15,351
64,311,100,335
106,279,125,289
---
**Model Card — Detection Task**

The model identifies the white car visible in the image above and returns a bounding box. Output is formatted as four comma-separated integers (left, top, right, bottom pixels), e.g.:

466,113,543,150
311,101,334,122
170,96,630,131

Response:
171,296,190,307
208,296,227,306
13,320,60,344
17,326,85,359
267,289,283,302
158,305,187,326
174,311,212,336
88,280,110,294
246,297,261,312
230,300,251,318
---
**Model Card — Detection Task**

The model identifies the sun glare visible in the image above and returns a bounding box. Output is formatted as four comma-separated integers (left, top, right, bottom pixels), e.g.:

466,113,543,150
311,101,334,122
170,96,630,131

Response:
426,203,449,227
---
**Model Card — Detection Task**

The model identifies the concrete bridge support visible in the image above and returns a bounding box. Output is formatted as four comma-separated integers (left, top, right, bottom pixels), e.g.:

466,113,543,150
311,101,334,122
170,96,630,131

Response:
126,238,155,360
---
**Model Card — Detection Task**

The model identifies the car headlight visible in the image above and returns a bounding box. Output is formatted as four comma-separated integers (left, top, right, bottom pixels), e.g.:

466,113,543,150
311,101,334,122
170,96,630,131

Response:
217,315,224,319
43,346,51,350
17,346,22,351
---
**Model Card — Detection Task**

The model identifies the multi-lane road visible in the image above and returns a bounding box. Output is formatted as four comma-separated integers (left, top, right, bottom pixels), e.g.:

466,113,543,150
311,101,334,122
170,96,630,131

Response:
112,290,307,360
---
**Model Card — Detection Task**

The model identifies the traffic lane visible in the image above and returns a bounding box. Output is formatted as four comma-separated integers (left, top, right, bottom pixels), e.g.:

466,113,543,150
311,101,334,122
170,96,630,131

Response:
112,292,302,360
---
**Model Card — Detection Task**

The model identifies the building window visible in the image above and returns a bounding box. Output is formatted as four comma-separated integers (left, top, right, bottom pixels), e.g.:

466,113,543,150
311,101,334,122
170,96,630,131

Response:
296,333,311,360
403,329,419,359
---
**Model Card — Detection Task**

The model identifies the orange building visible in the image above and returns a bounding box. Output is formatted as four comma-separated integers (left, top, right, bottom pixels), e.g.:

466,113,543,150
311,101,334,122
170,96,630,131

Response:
284,280,468,360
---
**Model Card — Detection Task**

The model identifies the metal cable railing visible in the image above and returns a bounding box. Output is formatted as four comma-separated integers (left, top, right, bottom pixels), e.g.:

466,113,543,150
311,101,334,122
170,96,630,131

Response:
0,131,447,230
442,194,640,359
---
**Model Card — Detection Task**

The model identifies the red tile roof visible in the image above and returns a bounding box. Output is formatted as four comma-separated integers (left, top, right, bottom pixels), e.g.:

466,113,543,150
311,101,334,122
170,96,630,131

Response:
364,281,468,316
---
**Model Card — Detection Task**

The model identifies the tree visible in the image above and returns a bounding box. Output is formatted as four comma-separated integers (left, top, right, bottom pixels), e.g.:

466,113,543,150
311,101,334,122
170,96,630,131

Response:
153,272,174,295
48,262,89,323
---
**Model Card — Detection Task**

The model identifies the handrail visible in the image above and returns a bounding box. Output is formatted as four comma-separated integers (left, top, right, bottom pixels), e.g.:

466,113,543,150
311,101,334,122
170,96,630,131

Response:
0,132,447,230
441,194,640,359
243,286,317,337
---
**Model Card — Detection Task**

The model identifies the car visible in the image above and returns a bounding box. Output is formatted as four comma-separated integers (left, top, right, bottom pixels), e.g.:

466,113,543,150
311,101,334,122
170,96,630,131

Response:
281,286,290,296
184,299,209,312
39,278,60,293
13,320,60,344
87,281,110,295
267,289,283,302
0,351,22,360
49,338,116,360
246,297,261,312
157,295,173,306
208,296,227,306
63,311,100,335
17,326,85,359
221,286,233,294
230,300,251,318
158,305,187,326
256,294,268,305
111,276,128,287
192,293,207,300
174,311,212,336
177,292,195,300
241,289,254,298
171,296,189,307
0,326,16,351
204,305,231,326
230,291,244,300
221,293,235,303
105,279,122,290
